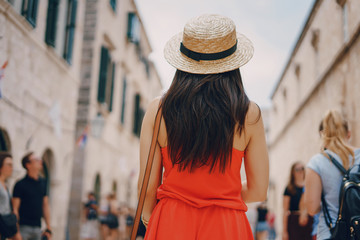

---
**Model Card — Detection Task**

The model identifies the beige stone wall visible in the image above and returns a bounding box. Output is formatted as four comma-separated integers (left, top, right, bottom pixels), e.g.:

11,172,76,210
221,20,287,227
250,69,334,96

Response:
77,0,162,210
0,0,85,239
269,0,360,236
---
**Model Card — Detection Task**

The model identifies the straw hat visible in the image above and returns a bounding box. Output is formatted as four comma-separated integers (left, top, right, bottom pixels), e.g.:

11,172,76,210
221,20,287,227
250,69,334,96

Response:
164,14,254,74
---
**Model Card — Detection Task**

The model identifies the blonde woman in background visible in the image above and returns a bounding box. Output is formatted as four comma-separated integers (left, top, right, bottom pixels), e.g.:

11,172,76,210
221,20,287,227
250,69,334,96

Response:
305,110,360,240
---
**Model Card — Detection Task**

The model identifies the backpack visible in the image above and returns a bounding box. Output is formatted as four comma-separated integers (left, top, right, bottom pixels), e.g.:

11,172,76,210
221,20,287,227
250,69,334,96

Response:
321,152,360,240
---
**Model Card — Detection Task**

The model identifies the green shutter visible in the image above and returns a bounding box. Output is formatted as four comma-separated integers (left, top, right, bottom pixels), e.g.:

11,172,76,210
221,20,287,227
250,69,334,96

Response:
63,0,77,64
133,94,140,135
98,47,109,103
120,78,127,124
45,0,59,47
0,130,7,151
127,13,134,40
110,0,116,12
137,108,145,137
22,0,39,27
109,63,115,112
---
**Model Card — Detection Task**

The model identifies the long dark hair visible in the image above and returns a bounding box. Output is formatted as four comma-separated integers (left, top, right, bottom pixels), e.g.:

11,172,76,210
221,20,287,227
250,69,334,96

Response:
162,69,251,173
286,162,304,195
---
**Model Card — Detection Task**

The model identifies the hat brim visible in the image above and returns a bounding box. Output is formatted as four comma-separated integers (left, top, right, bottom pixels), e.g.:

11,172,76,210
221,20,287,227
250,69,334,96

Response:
164,32,254,74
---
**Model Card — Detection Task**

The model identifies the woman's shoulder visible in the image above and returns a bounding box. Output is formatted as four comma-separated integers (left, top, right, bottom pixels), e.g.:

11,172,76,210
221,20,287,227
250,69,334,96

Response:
143,96,163,123
246,101,261,124
307,152,328,175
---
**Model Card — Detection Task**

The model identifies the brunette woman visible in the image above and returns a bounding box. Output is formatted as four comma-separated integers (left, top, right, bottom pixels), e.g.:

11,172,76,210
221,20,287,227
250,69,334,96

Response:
138,14,269,240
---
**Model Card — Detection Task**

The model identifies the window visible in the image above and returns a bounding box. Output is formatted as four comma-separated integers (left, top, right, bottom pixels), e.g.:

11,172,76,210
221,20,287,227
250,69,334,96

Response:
21,0,39,27
141,57,150,79
110,0,116,13
97,47,115,112
120,77,127,124
311,29,320,52
127,12,140,44
45,0,60,47
63,0,77,64
133,94,144,137
94,174,101,203
295,64,301,80
283,88,287,99
342,3,349,42
0,128,11,152
337,0,349,42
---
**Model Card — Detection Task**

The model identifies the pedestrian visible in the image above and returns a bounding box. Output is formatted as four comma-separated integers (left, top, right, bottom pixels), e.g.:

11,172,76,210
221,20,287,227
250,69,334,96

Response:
0,152,20,240
98,197,110,240
80,192,99,240
305,110,360,240
105,193,119,240
139,14,269,239
255,202,269,240
266,210,277,240
12,152,52,240
282,162,313,240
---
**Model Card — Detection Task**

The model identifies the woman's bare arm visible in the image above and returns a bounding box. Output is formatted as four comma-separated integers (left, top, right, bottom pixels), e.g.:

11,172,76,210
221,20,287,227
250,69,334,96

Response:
241,102,269,203
304,168,322,216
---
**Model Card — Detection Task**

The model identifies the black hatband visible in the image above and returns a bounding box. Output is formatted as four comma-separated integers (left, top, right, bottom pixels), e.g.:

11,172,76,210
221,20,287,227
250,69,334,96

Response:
180,41,237,61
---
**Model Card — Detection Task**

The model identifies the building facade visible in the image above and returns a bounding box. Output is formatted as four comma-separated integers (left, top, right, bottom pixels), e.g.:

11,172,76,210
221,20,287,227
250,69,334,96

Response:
269,0,360,236
67,0,162,239
0,0,85,239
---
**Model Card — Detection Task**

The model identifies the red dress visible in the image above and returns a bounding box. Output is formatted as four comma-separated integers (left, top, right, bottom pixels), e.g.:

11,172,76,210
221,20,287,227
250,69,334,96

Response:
144,147,254,240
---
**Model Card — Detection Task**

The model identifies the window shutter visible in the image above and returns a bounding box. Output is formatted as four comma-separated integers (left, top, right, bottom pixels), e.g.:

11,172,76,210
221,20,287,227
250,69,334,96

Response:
63,0,77,64
109,63,115,112
110,0,116,12
31,0,39,23
137,108,145,137
22,0,39,27
127,13,134,40
97,47,109,103
45,0,60,47
120,78,127,124
133,94,140,135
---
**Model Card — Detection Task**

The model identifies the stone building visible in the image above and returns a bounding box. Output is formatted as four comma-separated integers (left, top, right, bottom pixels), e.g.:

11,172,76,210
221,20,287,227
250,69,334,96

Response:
0,0,85,239
67,0,162,239
269,0,360,236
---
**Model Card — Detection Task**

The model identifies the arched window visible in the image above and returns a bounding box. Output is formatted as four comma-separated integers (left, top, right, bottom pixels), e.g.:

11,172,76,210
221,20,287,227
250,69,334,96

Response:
94,174,101,203
0,128,11,152
41,149,54,197
112,181,117,195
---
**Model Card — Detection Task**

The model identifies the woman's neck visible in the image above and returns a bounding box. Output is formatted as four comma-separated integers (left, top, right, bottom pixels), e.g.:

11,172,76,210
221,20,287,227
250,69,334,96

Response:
294,180,304,188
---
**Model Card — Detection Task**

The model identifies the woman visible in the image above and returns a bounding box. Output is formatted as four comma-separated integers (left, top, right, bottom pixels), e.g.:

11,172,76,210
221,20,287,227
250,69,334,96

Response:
98,197,110,240
282,162,313,240
305,110,360,240
138,14,269,239
80,192,99,240
0,152,20,240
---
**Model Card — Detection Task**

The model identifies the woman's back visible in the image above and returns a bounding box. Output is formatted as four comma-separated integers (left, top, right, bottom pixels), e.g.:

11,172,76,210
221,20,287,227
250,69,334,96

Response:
138,14,269,240
157,146,247,210
307,148,360,239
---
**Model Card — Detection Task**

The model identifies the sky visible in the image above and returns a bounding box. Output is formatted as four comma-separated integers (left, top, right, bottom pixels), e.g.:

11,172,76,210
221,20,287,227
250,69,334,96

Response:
135,0,315,108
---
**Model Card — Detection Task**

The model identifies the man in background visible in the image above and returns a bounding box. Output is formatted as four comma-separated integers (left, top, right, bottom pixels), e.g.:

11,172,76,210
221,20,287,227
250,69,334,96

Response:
12,152,52,240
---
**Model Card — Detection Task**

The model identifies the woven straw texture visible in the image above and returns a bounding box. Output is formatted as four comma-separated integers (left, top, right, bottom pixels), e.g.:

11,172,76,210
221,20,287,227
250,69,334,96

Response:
164,14,254,74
